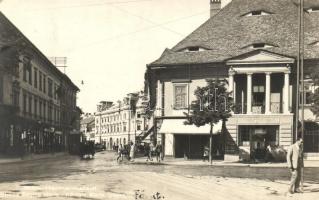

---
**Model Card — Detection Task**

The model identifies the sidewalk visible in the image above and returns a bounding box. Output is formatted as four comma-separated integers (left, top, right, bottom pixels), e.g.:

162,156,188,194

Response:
131,157,319,168
0,152,68,164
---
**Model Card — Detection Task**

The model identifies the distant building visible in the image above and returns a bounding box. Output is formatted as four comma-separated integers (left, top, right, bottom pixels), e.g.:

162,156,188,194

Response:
0,12,79,155
80,114,95,141
94,91,149,149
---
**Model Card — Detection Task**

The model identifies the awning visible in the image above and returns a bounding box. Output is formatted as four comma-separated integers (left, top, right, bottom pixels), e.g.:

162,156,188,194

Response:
159,119,222,135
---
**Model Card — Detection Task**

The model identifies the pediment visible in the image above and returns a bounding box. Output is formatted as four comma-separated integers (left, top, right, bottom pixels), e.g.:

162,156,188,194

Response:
226,50,295,65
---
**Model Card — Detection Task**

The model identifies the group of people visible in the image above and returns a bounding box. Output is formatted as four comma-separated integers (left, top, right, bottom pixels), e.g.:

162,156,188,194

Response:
116,141,163,163
144,142,163,162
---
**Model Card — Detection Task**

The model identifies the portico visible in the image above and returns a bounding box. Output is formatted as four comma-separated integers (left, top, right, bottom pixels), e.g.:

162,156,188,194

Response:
224,51,295,161
226,51,294,115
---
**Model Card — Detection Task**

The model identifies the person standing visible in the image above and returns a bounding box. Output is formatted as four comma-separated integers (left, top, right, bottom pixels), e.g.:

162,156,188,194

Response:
117,144,123,162
129,142,135,161
287,137,304,194
155,142,162,163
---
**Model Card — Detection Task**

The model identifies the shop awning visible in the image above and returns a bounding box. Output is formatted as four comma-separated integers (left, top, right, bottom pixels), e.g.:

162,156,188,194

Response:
159,119,222,135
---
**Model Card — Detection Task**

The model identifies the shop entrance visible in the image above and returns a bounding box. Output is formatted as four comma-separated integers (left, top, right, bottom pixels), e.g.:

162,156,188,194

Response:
174,134,223,159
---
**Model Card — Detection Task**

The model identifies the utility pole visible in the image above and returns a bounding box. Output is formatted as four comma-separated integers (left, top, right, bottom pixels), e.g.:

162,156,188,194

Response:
296,0,305,191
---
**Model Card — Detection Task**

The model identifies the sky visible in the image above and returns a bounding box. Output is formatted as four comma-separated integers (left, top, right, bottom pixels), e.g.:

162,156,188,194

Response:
0,0,231,113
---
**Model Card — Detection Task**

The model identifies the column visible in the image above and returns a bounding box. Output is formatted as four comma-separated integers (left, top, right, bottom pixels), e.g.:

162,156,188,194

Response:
265,72,271,114
228,70,234,93
284,72,290,114
247,73,252,114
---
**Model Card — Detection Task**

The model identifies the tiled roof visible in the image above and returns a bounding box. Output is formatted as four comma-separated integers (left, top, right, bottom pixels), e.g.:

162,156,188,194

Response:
150,0,319,66
80,116,95,125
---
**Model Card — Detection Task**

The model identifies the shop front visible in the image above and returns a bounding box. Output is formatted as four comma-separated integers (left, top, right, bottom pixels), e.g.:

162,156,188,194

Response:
159,119,223,159
238,125,279,161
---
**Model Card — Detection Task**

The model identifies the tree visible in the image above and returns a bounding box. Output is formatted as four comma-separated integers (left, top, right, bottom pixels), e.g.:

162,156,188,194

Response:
310,70,319,117
184,79,233,164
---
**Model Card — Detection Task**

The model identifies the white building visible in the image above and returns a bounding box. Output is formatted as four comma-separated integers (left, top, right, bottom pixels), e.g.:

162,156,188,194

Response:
94,91,149,149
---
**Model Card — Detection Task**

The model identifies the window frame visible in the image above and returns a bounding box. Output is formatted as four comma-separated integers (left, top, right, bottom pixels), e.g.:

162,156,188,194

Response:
173,83,188,110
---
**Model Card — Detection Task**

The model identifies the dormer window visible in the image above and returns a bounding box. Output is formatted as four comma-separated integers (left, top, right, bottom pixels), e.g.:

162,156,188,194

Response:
180,46,208,52
242,43,276,49
307,7,319,12
243,10,271,16
188,47,199,51
309,41,319,46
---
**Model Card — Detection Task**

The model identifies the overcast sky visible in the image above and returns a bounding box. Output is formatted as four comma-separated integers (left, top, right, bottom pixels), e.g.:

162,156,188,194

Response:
0,0,231,113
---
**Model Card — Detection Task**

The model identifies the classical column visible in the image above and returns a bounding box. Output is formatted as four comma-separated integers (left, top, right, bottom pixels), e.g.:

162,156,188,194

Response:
265,72,271,114
284,71,290,114
228,68,235,94
247,73,252,114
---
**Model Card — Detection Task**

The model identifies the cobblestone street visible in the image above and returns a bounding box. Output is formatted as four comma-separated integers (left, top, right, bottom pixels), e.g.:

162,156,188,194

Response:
0,151,318,200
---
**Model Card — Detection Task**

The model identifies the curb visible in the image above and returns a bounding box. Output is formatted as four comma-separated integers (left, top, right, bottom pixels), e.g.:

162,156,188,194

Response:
0,152,69,164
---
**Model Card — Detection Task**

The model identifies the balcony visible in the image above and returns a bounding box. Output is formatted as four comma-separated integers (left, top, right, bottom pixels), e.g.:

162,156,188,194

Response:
233,102,283,114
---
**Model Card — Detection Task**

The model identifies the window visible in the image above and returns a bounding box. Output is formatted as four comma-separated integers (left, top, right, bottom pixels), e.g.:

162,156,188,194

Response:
28,96,32,116
174,84,187,109
137,124,141,131
243,10,271,16
137,113,141,118
43,75,46,94
39,72,43,91
28,66,32,85
181,46,208,52
23,64,27,82
39,100,42,118
43,101,46,121
48,79,52,97
123,123,127,132
307,7,319,12
300,82,314,105
34,98,38,118
23,93,27,114
34,69,38,88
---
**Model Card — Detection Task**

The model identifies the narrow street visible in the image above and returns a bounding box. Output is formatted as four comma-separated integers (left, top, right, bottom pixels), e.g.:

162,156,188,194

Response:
0,151,319,200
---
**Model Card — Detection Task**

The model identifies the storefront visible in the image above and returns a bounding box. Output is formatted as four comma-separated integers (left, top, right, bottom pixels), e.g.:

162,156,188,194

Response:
238,125,279,160
159,119,223,159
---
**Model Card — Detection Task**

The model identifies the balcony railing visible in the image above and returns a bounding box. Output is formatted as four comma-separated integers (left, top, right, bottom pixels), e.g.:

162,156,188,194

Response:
270,102,282,114
233,104,247,114
252,103,265,114
233,102,283,114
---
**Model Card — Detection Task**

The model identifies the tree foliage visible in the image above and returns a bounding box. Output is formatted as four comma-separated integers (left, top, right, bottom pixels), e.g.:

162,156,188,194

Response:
184,79,233,127
310,69,319,117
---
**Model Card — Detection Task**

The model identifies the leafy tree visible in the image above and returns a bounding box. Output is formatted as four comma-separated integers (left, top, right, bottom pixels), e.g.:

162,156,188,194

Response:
310,70,319,117
184,79,233,164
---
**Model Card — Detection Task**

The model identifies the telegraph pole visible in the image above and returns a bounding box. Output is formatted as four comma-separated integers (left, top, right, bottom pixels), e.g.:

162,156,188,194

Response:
297,0,305,191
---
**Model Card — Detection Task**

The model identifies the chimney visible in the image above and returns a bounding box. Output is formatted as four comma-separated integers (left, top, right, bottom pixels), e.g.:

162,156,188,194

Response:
210,0,221,18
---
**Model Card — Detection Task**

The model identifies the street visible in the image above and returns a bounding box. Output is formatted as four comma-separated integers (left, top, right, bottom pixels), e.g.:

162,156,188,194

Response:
0,151,318,200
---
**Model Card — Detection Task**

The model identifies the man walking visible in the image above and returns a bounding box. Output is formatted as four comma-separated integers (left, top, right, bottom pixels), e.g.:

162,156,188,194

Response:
286,137,304,194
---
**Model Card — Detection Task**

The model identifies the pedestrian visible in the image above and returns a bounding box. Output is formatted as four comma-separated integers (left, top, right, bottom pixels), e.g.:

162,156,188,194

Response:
144,143,152,161
287,137,304,194
203,145,209,162
129,142,135,161
117,144,123,162
155,142,162,162
149,142,154,161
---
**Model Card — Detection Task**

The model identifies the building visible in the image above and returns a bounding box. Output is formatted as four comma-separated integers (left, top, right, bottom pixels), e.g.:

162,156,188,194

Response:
80,114,95,141
94,91,149,149
145,0,319,160
0,12,79,155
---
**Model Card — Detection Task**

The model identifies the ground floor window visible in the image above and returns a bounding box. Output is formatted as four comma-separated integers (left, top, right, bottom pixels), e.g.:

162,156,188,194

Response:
238,125,279,160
